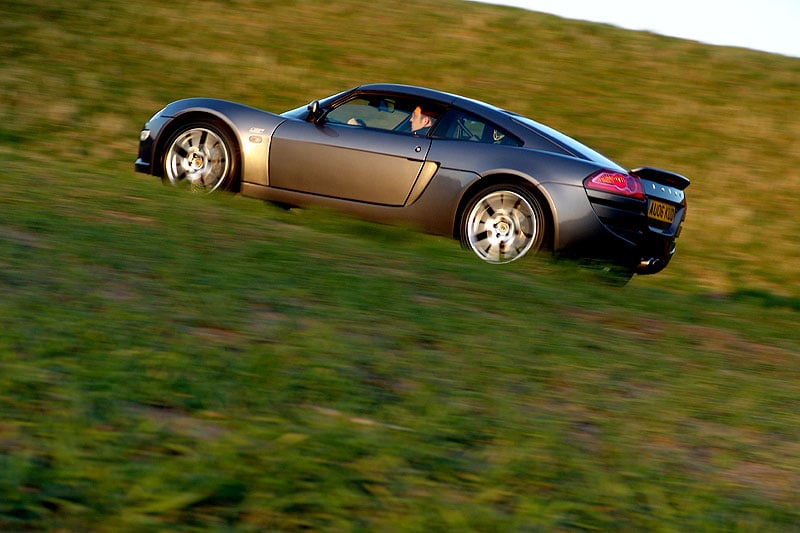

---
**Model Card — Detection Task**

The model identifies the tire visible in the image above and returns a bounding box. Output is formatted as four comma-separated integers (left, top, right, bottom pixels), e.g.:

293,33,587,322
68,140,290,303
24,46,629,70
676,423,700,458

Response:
162,121,238,193
460,184,546,264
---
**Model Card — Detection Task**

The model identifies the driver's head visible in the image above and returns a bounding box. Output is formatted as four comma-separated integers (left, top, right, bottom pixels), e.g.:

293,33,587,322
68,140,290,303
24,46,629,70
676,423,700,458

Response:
410,106,435,132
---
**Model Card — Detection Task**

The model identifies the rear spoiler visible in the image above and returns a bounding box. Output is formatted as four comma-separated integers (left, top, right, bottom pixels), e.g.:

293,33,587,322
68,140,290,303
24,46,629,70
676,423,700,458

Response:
630,167,690,190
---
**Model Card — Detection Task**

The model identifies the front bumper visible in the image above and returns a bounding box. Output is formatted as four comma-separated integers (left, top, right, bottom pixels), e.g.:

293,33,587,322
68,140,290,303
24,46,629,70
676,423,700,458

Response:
134,111,173,177
134,157,151,174
135,122,156,175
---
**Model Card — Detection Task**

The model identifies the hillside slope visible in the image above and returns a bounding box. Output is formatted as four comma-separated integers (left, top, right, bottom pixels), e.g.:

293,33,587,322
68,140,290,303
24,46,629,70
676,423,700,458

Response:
1,0,799,529
4,0,799,296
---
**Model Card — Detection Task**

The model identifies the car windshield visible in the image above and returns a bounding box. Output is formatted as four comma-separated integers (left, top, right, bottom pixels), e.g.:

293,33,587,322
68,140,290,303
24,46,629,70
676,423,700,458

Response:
511,114,624,171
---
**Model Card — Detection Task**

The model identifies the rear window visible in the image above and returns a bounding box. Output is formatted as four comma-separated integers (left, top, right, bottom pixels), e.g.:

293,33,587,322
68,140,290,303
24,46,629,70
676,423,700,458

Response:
433,109,521,146
512,115,624,170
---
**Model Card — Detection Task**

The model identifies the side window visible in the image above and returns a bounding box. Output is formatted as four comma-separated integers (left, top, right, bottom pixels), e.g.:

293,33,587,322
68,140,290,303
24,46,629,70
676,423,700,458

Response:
324,95,445,136
324,97,410,131
433,109,521,146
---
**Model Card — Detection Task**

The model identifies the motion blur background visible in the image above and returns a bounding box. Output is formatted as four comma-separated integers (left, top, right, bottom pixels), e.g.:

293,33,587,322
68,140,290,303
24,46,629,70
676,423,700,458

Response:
1,0,799,529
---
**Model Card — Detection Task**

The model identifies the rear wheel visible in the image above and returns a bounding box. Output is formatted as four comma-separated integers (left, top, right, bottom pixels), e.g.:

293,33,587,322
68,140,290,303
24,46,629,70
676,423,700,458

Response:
163,121,238,193
461,184,545,264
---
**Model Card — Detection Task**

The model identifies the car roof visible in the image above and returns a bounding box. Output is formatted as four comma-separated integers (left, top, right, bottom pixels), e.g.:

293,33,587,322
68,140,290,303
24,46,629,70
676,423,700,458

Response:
353,83,518,128
355,83,460,104
346,84,624,169
354,83,502,114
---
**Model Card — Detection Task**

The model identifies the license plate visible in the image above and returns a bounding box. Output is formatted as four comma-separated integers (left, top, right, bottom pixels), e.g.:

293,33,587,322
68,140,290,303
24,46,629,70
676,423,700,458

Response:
648,199,676,223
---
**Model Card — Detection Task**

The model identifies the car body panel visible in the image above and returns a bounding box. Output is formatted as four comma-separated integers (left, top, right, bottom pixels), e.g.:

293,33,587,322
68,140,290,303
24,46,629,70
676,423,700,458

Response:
269,120,430,205
135,84,689,274
241,166,477,237
137,98,286,188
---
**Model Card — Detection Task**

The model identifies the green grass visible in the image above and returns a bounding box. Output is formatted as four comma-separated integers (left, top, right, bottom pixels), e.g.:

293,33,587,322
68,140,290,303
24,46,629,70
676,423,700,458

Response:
2,0,800,530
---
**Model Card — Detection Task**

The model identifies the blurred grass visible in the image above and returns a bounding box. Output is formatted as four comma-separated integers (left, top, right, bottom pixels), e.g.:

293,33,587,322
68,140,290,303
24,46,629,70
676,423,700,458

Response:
2,0,800,530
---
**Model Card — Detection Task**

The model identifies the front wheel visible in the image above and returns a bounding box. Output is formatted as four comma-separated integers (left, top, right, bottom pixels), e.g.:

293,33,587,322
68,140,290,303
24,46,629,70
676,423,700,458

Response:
162,121,238,193
460,184,546,264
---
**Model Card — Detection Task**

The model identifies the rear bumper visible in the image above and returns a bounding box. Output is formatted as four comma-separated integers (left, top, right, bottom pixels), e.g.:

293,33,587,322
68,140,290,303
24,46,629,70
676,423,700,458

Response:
583,184,687,275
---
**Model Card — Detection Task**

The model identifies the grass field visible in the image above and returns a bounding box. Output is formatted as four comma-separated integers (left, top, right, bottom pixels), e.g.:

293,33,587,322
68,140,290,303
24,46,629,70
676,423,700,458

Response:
2,0,800,530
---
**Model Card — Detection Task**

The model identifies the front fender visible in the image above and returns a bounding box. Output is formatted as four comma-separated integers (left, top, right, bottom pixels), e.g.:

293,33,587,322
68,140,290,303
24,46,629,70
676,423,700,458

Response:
150,99,286,186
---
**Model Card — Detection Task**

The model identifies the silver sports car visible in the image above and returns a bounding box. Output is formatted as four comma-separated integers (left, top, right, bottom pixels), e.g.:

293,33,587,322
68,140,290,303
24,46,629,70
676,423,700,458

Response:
135,83,689,274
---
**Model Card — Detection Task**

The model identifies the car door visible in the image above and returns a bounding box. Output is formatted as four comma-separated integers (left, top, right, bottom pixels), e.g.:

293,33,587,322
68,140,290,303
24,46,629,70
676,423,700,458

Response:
268,96,433,206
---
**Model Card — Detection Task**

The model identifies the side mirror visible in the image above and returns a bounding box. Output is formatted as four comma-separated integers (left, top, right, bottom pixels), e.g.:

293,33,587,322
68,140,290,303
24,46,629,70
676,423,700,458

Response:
307,100,322,123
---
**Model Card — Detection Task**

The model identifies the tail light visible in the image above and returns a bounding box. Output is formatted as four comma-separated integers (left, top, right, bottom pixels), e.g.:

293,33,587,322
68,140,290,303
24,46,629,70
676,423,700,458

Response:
584,170,644,200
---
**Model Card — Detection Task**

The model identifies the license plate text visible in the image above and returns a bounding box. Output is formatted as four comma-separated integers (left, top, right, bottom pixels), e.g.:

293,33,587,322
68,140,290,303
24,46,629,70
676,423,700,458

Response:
648,199,676,223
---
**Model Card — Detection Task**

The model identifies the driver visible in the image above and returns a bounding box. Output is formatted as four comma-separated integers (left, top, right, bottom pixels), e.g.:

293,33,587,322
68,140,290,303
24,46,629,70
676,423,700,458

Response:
410,106,436,135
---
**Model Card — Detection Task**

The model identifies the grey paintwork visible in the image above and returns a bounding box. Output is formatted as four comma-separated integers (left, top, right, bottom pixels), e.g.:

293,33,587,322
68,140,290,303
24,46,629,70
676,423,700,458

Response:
136,83,689,273
269,120,431,205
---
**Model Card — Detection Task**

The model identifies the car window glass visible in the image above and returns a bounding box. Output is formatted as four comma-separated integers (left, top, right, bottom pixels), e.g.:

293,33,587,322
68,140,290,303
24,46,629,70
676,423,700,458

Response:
433,109,521,146
325,97,410,131
325,95,446,136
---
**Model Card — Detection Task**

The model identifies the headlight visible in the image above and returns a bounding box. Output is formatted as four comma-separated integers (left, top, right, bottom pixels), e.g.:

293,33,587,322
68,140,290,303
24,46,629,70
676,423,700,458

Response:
139,129,151,142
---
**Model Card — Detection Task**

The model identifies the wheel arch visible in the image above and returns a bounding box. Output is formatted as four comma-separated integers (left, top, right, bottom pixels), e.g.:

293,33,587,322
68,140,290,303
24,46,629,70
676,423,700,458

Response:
453,173,555,252
153,111,243,190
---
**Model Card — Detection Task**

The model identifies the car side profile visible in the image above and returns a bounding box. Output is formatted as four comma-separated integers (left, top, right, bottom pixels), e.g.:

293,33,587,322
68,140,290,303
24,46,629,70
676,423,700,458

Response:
135,83,689,274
